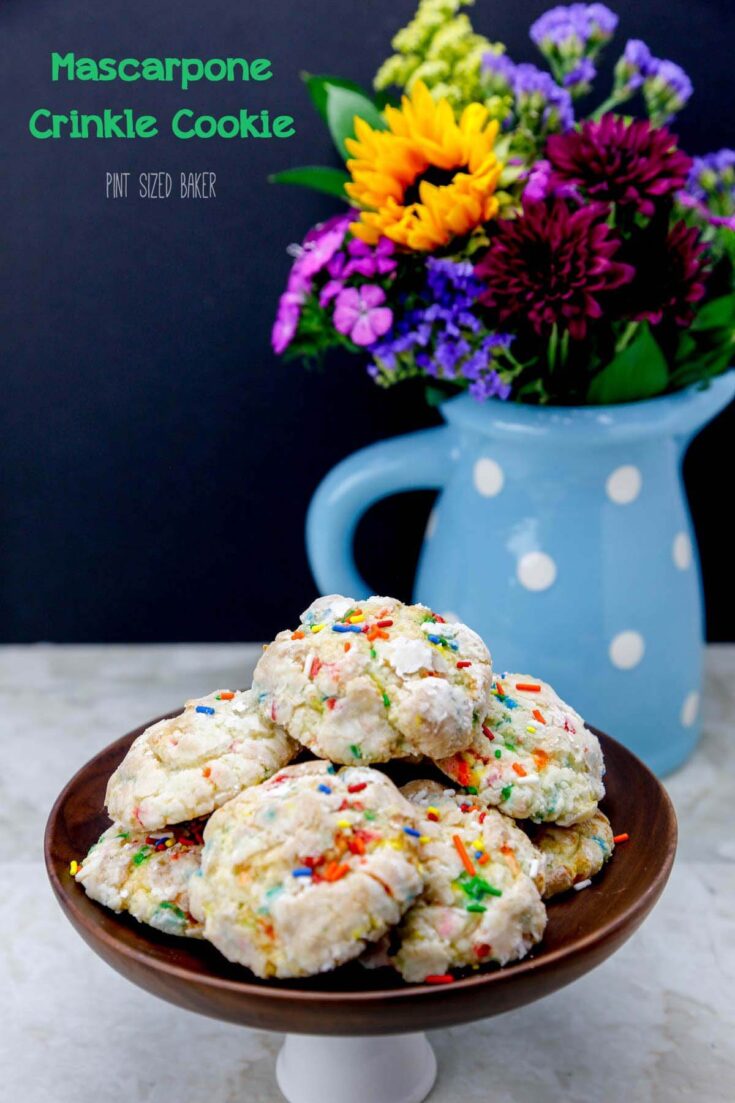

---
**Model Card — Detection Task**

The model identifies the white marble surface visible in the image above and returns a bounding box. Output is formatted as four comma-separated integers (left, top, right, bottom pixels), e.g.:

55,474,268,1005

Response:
2,643,734,1102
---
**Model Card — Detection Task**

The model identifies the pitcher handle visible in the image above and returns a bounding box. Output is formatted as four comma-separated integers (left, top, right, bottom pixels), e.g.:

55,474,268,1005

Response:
306,425,453,597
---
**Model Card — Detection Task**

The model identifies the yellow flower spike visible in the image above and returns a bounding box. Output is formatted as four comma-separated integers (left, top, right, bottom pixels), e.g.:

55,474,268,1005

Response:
346,79,504,252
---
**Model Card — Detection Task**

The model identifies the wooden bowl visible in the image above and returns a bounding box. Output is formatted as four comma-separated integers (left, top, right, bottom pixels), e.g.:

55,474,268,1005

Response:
45,719,676,1036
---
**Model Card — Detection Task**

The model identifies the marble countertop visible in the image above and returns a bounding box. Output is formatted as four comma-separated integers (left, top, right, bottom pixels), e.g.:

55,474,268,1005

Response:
2,643,734,1102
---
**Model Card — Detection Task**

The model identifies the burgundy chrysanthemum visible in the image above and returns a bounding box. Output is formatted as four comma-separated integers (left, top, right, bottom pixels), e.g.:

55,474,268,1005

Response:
474,199,635,341
546,116,692,217
621,220,709,327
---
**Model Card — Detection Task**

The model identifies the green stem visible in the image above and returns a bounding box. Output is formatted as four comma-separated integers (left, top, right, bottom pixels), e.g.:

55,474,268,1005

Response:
547,323,559,374
616,321,639,353
560,328,571,368
589,91,628,121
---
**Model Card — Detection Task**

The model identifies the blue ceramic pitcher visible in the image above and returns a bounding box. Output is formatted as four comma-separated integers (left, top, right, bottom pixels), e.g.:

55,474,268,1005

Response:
307,373,734,775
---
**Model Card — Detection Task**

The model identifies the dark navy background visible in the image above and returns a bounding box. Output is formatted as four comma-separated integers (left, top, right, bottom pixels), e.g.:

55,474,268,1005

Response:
1,0,733,642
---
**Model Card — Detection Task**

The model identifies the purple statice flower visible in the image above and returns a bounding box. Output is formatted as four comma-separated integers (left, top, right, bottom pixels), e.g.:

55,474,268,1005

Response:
482,51,517,88
614,39,656,94
469,372,513,402
513,64,575,131
425,257,484,308
530,4,617,54
563,56,596,92
484,52,574,131
643,59,693,122
271,211,353,353
684,150,735,228
333,285,393,347
369,259,512,398
585,3,618,38
687,151,735,200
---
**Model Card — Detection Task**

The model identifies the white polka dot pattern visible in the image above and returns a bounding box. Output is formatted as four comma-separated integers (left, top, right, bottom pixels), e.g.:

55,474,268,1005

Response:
672,531,692,570
609,631,645,670
606,465,642,504
473,457,504,498
517,552,557,592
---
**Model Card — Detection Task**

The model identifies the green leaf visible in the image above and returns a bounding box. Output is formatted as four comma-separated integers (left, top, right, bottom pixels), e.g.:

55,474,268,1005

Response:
691,293,735,333
302,72,395,125
302,73,365,120
268,165,350,199
318,80,387,160
587,324,669,404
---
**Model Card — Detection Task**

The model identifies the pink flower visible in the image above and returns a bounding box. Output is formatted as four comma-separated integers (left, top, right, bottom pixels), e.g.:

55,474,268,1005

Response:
298,211,354,280
319,279,344,307
333,285,393,347
271,290,304,355
270,212,355,354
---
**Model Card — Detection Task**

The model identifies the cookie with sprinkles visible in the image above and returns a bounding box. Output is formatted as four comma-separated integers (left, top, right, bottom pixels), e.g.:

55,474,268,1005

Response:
106,689,298,832
252,594,493,764
390,780,546,982
188,760,425,978
435,674,605,826
73,819,205,937
530,809,615,898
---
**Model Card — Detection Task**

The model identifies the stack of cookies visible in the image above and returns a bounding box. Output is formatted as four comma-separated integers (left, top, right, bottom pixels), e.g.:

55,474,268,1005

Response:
75,594,618,983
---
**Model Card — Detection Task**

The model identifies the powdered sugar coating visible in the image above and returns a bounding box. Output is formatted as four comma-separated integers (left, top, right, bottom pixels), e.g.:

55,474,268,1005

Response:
252,595,492,764
105,689,298,831
75,821,204,937
436,673,605,826
532,809,615,897
392,780,546,982
188,761,425,978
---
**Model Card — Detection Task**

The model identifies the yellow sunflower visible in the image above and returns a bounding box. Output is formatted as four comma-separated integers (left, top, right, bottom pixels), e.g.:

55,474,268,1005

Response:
345,80,503,252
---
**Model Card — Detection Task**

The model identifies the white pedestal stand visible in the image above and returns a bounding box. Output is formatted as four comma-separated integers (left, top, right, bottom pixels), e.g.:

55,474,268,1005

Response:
276,1031,437,1103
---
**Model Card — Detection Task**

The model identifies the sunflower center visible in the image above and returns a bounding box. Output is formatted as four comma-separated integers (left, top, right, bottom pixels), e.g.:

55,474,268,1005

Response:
403,164,459,207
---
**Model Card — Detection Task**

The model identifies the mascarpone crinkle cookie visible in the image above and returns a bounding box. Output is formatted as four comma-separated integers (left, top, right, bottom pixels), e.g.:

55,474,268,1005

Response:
188,760,425,978
531,809,615,898
74,819,205,937
105,689,298,831
252,594,493,764
436,674,605,826
391,780,546,982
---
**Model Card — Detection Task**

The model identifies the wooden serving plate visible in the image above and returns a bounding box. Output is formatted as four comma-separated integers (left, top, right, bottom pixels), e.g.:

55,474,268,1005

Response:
45,718,676,1103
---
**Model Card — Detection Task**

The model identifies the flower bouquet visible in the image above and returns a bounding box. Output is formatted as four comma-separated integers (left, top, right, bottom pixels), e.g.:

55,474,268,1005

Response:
271,0,734,406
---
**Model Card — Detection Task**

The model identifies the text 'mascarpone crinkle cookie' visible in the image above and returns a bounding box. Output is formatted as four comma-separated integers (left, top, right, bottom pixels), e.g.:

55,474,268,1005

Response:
252,594,493,764
105,688,298,831
188,760,425,978
436,673,605,826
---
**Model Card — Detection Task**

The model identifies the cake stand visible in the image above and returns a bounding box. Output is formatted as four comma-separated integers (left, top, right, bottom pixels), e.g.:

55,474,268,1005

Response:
45,722,676,1103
